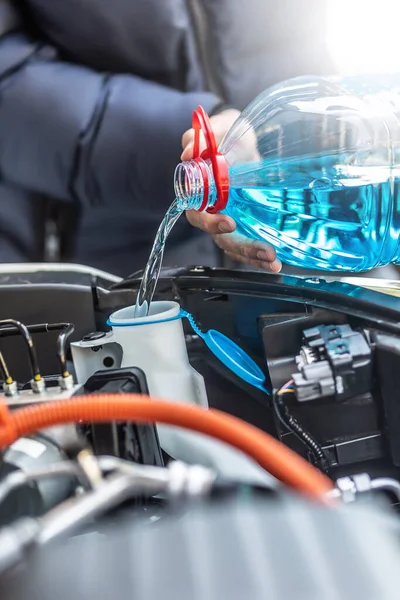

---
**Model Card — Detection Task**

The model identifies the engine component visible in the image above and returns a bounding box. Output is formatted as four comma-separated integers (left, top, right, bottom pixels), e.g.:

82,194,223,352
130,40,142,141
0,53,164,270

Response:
266,321,382,472
0,458,218,574
77,368,163,467
330,472,400,504
2,496,400,600
0,393,333,498
0,320,77,397
3,264,400,599
0,428,78,526
293,325,372,402
71,306,278,488
374,331,400,466
0,319,43,392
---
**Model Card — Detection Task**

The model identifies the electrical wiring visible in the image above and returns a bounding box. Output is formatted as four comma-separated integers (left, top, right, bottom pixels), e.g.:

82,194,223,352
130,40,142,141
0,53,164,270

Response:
273,380,328,470
0,394,334,500
0,319,41,381
278,379,294,393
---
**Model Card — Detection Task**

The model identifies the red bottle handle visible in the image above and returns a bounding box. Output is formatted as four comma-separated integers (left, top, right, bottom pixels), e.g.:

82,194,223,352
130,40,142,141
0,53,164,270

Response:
192,106,229,213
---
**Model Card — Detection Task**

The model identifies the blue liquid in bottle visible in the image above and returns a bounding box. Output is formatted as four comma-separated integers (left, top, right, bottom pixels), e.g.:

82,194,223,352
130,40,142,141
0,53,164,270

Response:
225,159,400,271
175,74,400,273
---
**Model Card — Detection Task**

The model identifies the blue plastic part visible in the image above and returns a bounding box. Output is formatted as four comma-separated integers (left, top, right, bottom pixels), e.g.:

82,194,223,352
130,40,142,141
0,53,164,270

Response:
106,314,182,328
180,310,269,394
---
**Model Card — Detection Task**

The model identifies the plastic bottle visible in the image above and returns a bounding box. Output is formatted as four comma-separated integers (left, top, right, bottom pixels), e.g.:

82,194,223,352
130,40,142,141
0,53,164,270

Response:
174,74,400,272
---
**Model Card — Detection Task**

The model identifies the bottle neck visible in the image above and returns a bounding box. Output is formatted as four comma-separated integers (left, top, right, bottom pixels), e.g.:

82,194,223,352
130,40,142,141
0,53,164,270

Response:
174,159,217,212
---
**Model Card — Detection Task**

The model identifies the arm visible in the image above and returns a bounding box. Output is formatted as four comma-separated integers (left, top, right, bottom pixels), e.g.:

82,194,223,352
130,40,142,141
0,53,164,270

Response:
0,27,280,271
0,32,221,209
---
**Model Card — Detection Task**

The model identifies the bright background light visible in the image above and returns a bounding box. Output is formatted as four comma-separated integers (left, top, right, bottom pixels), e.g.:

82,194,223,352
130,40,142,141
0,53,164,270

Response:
326,0,400,75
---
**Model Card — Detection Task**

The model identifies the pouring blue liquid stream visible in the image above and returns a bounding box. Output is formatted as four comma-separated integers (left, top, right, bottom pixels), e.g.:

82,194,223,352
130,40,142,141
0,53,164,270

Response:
133,199,182,319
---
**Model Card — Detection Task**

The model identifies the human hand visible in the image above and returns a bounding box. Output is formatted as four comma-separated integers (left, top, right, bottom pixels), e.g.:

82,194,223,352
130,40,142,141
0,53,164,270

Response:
181,109,281,273
185,210,282,272
181,108,241,161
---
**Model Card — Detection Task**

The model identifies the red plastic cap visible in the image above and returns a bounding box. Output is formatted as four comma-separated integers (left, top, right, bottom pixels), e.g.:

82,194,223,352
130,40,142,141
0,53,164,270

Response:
192,106,229,213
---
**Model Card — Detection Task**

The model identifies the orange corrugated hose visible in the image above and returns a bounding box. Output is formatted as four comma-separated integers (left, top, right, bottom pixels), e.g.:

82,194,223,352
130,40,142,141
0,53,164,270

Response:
0,394,334,499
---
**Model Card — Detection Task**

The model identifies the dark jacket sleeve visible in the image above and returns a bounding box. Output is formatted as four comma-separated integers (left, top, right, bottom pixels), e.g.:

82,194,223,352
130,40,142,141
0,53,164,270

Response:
0,32,221,208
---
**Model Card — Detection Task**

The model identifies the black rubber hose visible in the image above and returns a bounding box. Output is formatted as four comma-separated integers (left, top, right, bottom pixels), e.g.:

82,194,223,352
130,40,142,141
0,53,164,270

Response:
272,392,328,470
0,319,41,380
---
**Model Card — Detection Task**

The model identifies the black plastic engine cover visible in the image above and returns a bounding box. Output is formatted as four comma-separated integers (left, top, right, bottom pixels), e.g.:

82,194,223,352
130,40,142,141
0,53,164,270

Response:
2,497,400,600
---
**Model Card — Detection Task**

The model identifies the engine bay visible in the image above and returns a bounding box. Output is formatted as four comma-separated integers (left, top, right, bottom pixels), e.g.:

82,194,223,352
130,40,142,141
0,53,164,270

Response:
2,264,400,599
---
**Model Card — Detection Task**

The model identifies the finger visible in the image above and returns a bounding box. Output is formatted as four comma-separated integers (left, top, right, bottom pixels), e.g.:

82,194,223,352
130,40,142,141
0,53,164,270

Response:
212,232,277,263
182,123,224,158
181,117,226,154
181,129,207,160
181,109,240,160
224,250,282,273
181,141,194,161
181,128,194,150
186,210,236,235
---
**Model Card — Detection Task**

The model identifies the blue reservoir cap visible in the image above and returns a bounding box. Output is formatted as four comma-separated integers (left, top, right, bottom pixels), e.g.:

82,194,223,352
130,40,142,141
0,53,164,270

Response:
181,310,269,394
